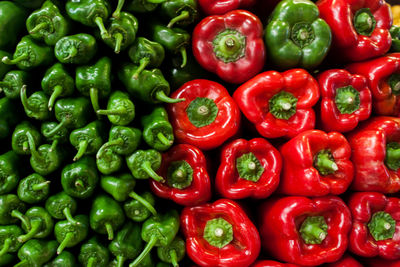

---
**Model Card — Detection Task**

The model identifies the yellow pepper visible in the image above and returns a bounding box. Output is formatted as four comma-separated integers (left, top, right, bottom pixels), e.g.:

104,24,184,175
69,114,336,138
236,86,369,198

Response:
392,5,400,26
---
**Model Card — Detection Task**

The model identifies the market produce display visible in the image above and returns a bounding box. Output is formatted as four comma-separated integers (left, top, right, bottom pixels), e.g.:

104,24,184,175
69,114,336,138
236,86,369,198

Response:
0,0,400,266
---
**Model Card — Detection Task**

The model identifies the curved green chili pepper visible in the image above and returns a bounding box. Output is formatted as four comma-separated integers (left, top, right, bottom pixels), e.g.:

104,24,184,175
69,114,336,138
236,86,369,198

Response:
126,149,164,183
17,173,50,204
61,157,99,199
41,121,69,151
26,0,71,45
96,148,123,175
55,215,89,255
45,192,79,225
90,194,125,240
0,151,20,195
159,0,198,28
41,63,75,111
15,207,53,243
54,33,98,65
0,70,31,99
20,86,52,121
124,191,156,222
0,97,21,139
43,251,77,267
69,120,106,161
0,225,23,257
96,90,135,125
104,12,138,54
156,236,185,267
78,237,110,267
0,2,28,51
0,194,26,225
12,121,41,155
15,239,58,267
97,126,141,158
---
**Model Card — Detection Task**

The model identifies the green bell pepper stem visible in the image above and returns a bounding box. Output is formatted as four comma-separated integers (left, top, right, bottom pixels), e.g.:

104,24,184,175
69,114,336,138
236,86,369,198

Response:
43,119,67,138
0,238,11,257
57,232,74,254
63,207,80,225
105,223,114,240
90,88,100,114
29,22,49,34
113,0,125,18
129,192,157,216
19,85,29,112
113,33,124,54
95,17,110,39
87,257,95,267
62,46,78,61
32,181,50,191
48,85,63,111
129,236,158,267
156,90,185,103
2,53,29,65
97,108,126,115
50,140,58,152
142,161,165,182
133,58,151,79
179,47,187,68
97,139,124,158
18,220,41,243
74,140,89,161
117,256,125,267
11,210,30,229
26,131,44,163
167,11,189,28
157,132,171,146
170,250,179,267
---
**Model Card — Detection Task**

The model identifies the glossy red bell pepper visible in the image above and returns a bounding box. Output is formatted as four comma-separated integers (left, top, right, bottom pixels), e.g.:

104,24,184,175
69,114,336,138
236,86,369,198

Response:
150,144,211,206
348,116,400,193
318,69,372,132
348,192,400,260
198,0,256,15
192,10,265,84
279,130,353,196
325,254,363,267
251,260,299,267
215,138,281,199
181,199,260,267
233,69,319,139
346,53,400,116
167,79,241,150
317,0,392,62
259,196,351,266
364,258,400,267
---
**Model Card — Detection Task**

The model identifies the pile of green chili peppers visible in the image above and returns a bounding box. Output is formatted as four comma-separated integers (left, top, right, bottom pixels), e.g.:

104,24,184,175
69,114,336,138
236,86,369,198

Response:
0,0,207,266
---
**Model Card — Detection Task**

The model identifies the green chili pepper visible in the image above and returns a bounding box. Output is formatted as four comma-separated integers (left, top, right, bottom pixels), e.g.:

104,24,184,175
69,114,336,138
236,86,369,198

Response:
119,63,184,104
41,121,69,151
13,0,46,9
41,63,75,111
26,0,71,46
0,194,26,225
0,70,31,99
69,120,106,161
149,22,190,67
43,251,77,267
15,207,53,243
0,151,20,195
157,236,185,267
61,157,99,199
44,97,93,137
126,149,164,183
125,0,164,14
54,33,98,65
75,57,112,113
0,97,21,139
0,51,12,80
103,12,138,54
2,36,54,70
124,191,156,222
129,210,180,267
0,2,28,51
97,126,141,158
78,237,110,267
96,90,135,125
55,215,89,255
45,192,79,225
160,0,198,28
142,106,174,151
109,221,142,267
0,225,23,257
20,86,51,121
128,37,165,78
101,173,157,215
27,131,64,176
96,148,123,175
15,239,58,267
17,174,50,204
12,121,41,155
90,194,125,240
66,0,111,39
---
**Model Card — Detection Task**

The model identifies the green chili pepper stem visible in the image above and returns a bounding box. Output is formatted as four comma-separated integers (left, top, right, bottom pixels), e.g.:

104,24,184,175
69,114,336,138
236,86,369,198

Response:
0,238,11,256
22,141,29,152
63,207,80,225
75,179,84,188
73,140,89,161
142,161,165,183
94,17,110,40
43,119,67,138
57,232,74,255
157,132,172,146
63,46,78,61
87,257,95,267
29,22,49,34
105,223,114,240
48,85,63,111
20,85,30,112
155,90,185,104
170,250,179,267
180,47,187,68
96,138,124,159
14,259,28,267
113,0,125,18
18,220,41,243
132,58,150,79
2,53,29,65
96,107,126,116
27,131,44,162
167,11,190,28
31,181,50,191
129,236,158,267
128,192,157,216
11,210,30,229
116,255,125,267
113,33,124,54
50,140,58,152
90,88,100,114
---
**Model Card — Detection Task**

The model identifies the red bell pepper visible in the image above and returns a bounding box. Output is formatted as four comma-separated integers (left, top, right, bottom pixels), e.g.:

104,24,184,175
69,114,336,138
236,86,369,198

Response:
318,69,372,132
325,254,363,267
215,138,281,199
181,199,260,267
348,192,400,260
348,116,400,193
150,144,211,206
259,196,351,266
251,260,300,267
233,69,319,139
317,0,392,62
346,53,400,116
198,0,256,15
167,79,241,150
192,10,265,84
279,130,353,196
364,258,400,267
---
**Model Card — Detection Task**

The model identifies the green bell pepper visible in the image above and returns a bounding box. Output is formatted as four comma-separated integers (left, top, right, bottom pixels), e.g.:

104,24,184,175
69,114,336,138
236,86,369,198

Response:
12,121,41,155
17,173,50,204
0,2,28,51
0,151,20,195
0,225,23,257
0,194,26,225
90,194,125,240
41,121,69,151
159,0,198,28
20,86,51,121
78,237,110,267
0,70,31,99
104,12,138,54
264,0,332,69
15,239,58,267
15,206,53,243
126,149,164,182
390,25,400,52
96,90,135,126
157,236,185,267
55,215,89,254
97,125,141,157
43,251,77,267
124,191,156,222
45,192,79,225
54,33,98,65
0,97,21,139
